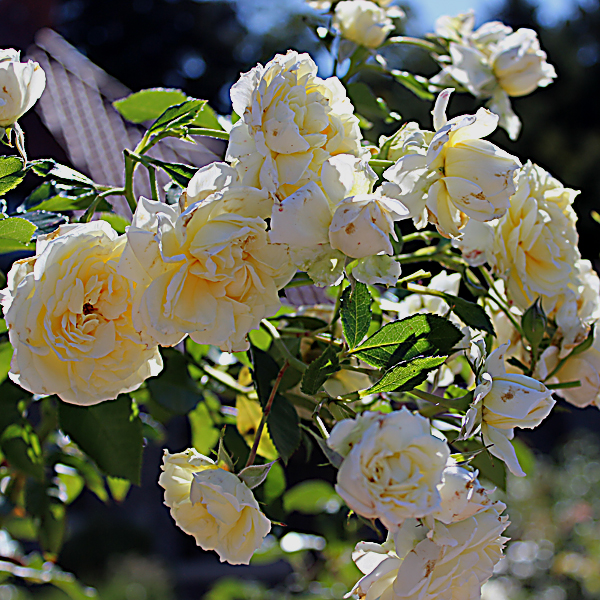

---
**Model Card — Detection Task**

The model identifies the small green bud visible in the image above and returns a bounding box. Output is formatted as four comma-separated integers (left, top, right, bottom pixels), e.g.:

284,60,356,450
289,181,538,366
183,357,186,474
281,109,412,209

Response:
521,298,547,350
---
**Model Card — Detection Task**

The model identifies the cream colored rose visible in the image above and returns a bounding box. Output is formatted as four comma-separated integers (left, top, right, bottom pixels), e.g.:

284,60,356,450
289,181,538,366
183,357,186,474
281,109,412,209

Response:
537,339,600,409
0,221,162,405
226,51,363,201
119,192,294,352
329,193,409,258
457,161,583,322
328,408,450,529
159,449,271,565
384,89,520,238
461,343,554,476
352,502,509,600
0,49,46,127
430,17,556,139
491,29,556,97
333,0,395,48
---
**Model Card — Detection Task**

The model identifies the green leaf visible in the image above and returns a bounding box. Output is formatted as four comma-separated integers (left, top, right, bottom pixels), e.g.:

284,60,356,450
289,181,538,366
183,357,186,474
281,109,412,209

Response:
147,348,200,415
267,393,300,465
0,216,36,252
262,461,286,503
283,480,340,514
97,212,130,234
28,159,95,187
50,452,108,502
39,501,66,557
18,210,67,238
440,294,495,335
341,282,372,350
148,99,207,135
28,191,109,213
113,88,188,123
364,355,447,394
142,156,197,186
470,445,506,491
107,476,131,502
0,341,13,384
301,425,343,468
391,70,435,100
189,401,220,455
192,103,223,130
300,345,340,395
351,313,462,368
1,422,44,480
238,460,277,490
0,156,26,196
58,396,144,485
217,429,235,472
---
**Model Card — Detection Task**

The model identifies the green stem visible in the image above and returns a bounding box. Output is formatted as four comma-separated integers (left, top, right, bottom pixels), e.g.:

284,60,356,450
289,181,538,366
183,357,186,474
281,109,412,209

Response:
329,282,346,340
382,36,439,52
284,273,313,289
123,150,137,213
187,127,230,141
261,319,308,373
369,159,395,169
148,165,159,201
402,231,444,244
79,188,126,223
245,361,288,468
547,380,581,390
477,266,523,336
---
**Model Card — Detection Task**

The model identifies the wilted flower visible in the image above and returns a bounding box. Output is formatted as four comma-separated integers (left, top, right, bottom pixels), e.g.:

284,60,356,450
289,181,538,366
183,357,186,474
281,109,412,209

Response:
0,49,46,128
0,221,163,405
159,449,271,565
226,51,363,201
461,343,555,476
328,408,450,529
384,88,520,238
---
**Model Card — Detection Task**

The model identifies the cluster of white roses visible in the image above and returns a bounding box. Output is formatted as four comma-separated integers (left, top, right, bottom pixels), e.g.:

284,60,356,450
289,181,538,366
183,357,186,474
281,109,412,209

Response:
430,10,557,139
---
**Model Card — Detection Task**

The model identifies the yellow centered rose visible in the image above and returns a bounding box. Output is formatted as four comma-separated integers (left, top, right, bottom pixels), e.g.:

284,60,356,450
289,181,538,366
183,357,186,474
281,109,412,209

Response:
328,408,450,529
226,51,364,201
0,49,46,127
159,449,271,565
119,194,294,352
0,221,163,405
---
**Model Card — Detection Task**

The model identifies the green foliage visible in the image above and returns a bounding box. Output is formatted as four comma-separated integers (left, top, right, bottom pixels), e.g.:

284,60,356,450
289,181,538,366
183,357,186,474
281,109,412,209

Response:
238,461,277,489
250,346,300,464
0,216,36,252
192,103,223,130
350,313,462,368
262,461,286,503
147,348,201,415
365,355,447,394
147,99,207,136
113,88,188,123
283,480,339,514
440,294,495,335
300,346,340,395
390,70,434,100
58,396,144,485
139,156,198,186
28,159,95,187
189,401,220,456
17,211,67,237
0,156,26,196
340,282,372,350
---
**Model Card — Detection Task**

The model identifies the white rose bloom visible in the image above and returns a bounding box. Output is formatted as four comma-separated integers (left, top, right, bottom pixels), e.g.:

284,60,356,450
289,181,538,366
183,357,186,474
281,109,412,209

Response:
328,408,450,529
457,161,593,348
384,89,520,238
430,15,556,139
537,338,600,409
461,343,554,476
119,192,294,352
159,449,271,565
333,0,395,49
351,254,401,286
226,51,363,201
352,502,509,600
329,193,409,258
0,221,163,405
427,465,493,525
0,49,46,127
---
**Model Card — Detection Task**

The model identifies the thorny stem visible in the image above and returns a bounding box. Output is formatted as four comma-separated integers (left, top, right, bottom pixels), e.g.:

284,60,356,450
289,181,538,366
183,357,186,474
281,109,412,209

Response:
123,149,137,213
79,188,126,223
245,361,289,468
148,165,159,201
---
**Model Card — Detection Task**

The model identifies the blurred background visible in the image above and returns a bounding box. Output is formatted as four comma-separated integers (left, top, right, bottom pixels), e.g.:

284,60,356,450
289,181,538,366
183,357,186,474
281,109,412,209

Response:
1,0,600,599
